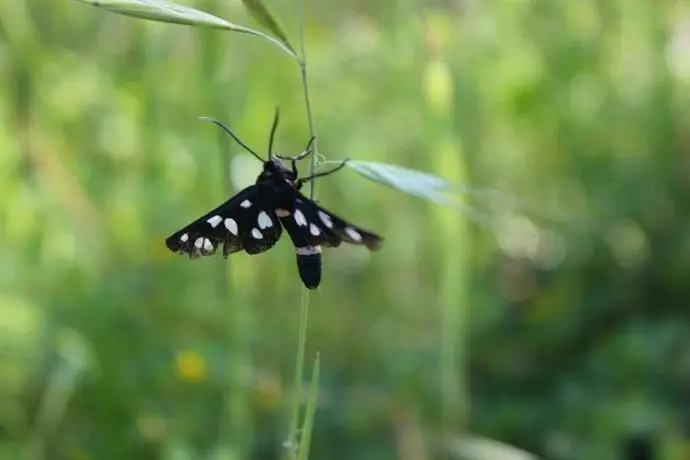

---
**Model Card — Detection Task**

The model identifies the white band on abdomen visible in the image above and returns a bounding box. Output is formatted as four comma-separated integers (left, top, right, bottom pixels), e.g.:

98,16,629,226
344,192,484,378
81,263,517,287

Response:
295,245,322,256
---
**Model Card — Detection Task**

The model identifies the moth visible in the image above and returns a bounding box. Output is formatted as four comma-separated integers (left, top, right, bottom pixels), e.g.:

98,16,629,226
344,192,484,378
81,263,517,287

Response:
165,109,383,289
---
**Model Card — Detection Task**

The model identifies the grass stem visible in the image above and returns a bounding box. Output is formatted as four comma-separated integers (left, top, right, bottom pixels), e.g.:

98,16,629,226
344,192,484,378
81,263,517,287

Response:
284,0,319,458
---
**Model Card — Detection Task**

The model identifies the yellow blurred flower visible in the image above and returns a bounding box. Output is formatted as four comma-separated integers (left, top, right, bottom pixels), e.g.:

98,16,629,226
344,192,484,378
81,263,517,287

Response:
175,350,207,383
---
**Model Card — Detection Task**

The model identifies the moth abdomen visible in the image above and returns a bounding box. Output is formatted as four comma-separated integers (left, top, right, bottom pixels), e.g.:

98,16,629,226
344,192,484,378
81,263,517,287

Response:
295,246,322,289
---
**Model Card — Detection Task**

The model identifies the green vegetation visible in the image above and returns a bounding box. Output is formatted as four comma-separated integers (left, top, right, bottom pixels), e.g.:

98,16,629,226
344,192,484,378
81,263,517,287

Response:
1,0,688,459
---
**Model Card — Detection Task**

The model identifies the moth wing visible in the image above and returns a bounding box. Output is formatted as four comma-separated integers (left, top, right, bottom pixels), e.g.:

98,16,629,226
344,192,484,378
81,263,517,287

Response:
277,191,383,251
165,186,283,258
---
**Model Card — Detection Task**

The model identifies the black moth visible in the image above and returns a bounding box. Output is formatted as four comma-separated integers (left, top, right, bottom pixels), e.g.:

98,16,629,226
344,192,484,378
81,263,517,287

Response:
165,109,383,289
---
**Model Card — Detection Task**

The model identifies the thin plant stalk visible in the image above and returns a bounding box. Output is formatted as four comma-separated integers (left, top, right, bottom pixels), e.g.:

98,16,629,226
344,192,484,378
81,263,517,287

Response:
284,288,310,458
297,353,320,460
285,0,319,458
297,5,318,200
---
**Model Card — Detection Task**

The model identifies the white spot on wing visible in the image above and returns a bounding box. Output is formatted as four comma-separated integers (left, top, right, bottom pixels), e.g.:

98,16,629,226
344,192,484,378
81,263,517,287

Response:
225,218,238,235
240,199,252,208
207,215,222,228
251,228,263,239
294,209,307,227
258,211,273,229
180,233,189,243
345,227,362,242
309,223,321,236
275,208,291,217
203,238,213,252
194,237,204,249
318,211,333,228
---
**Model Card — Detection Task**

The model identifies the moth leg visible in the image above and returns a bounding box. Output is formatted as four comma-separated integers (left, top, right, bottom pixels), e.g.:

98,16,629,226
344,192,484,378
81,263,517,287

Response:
296,159,349,188
276,136,316,176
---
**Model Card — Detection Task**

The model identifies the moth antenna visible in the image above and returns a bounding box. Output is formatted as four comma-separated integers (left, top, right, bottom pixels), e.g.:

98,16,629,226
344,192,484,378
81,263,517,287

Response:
198,116,264,162
267,107,280,160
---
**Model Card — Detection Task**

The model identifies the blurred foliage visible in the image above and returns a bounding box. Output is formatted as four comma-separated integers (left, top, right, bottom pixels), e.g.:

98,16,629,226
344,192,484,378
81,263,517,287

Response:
1,0,690,459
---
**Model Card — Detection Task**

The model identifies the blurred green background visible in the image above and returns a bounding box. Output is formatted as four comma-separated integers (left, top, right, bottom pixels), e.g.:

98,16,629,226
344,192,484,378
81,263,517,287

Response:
2,0,690,459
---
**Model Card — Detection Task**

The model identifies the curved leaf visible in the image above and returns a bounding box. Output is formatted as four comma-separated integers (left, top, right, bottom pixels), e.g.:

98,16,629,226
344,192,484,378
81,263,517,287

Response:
74,0,297,59
335,160,566,233
339,160,504,229
241,0,294,54
344,160,456,195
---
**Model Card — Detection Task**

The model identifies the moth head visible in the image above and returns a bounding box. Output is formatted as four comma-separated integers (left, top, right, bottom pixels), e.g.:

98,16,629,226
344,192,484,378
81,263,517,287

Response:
260,156,295,181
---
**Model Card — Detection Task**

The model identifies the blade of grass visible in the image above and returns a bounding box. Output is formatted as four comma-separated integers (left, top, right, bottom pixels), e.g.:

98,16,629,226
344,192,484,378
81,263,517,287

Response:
339,160,571,227
241,0,295,54
73,0,297,58
433,141,469,438
297,353,320,460
20,331,88,460
339,160,504,231
284,289,310,459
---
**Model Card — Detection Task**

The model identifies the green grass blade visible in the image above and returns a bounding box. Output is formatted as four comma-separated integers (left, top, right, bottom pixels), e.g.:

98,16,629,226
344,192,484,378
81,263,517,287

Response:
241,0,295,54
76,0,242,28
341,160,503,229
20,331,89,460
73,0,297,58
297,353,320,460
284,289,310,460
341,160,569,226
344,160,455,193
